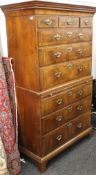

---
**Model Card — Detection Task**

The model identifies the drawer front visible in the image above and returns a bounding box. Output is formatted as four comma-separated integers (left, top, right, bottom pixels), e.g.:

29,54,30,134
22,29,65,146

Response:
38,28,92,46
41,82,92,116
42,111,91,155
80,17,92,28
59,16,79,28
41,96,91,135
37,15,58,28
40,58,91,90
39,42,92,66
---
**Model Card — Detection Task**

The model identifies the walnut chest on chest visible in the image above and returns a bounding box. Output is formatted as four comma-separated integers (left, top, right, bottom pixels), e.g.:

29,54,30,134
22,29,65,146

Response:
1,1,96,172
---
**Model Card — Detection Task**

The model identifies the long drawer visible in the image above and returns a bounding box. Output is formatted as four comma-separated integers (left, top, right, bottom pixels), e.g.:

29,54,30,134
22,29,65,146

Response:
38,28,92,46
42,111,91,155
39,42,92,66
41,96,91,135
41,81,92,116
40,58,91,90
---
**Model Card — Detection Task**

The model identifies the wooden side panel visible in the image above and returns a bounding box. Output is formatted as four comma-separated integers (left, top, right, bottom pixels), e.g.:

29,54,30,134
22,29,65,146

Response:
16,88,41,156
6,14,40,91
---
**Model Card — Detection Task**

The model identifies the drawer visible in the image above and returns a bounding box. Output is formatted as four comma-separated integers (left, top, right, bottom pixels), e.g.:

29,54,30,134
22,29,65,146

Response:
41,96,91,135
80,17,92,28
38,28,92,46
41,81,92,116
40,58,91,90
39,42,92,66
37,15,58,28
59,16,79,28
42,111,91,155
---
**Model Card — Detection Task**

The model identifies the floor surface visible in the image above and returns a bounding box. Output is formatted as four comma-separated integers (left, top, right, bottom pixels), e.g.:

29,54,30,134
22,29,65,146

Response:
21,131,96,175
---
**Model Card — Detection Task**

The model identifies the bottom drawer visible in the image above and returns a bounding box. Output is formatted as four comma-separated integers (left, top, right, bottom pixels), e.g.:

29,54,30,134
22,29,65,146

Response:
42,111,91,155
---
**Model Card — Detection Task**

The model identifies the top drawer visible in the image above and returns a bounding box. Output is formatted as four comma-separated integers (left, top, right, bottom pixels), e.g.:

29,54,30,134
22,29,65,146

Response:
59,16,79,28
37,15,58,28
80,17,92,28
37,16,92,28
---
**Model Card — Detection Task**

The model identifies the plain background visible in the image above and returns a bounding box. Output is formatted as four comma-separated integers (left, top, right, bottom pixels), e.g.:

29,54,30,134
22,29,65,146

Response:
0,0,96,78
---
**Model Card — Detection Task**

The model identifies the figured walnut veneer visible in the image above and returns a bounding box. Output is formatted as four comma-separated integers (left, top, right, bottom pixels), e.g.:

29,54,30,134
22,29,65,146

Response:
1,1,96,172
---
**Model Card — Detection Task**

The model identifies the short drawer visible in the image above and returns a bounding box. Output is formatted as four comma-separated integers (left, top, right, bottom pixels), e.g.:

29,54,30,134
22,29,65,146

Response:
41,96,91,135
41,81,92,116
38,28,92,46
37,15,58,28
59,16,79,27
42,111,91,155
80,17,92,28
39,42,92,66
40,58,91,90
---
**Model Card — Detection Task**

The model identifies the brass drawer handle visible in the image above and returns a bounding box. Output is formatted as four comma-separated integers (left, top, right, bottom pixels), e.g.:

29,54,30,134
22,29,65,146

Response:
77,48,83,54
67,63,73,69
78,33,84,38
84,20,89,25
67,122,72,128
44,18,52,25
56,115,63,122
54,72,62,78
78,66,83,72
67,105,73,112
67,20,73,25
66,31,73,38
53,34,62,41
67,90,73,96
77,123,82,129
56,135,62,141
53,51,62,58
77,89,83,96
77,105,83,111
56,98,63,105
67,47,73,53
